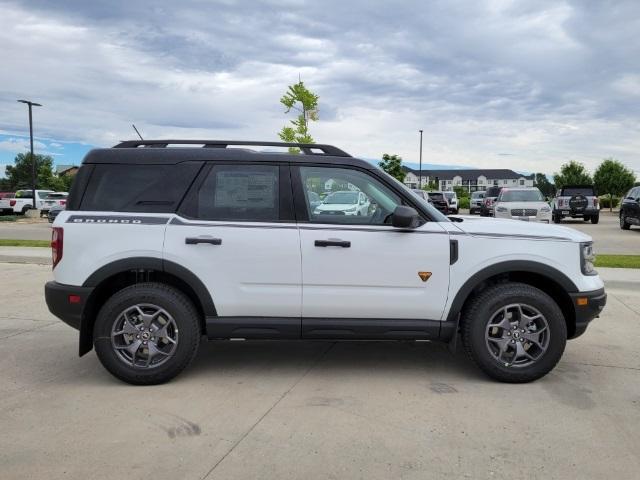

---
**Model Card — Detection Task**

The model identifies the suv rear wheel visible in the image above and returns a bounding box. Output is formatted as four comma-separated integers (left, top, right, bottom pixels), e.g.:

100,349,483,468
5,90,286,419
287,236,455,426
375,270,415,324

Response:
461,282,567,383
590,214,599,224
93,283,201,385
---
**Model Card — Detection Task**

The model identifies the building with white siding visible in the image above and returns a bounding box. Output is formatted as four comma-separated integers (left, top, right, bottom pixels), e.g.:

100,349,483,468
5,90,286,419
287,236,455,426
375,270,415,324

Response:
402,167,535,192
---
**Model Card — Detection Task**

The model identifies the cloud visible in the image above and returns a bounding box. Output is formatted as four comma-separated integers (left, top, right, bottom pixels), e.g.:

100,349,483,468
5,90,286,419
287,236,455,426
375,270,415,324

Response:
0,0,639,175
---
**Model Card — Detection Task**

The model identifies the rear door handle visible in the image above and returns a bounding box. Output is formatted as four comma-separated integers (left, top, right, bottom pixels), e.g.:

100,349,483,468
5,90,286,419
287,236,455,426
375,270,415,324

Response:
314,239,351,248
185,237,222,245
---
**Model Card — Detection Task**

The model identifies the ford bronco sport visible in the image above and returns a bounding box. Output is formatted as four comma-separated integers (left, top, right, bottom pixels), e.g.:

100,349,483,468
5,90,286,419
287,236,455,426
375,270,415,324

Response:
45,140,606,385
552,185,600,224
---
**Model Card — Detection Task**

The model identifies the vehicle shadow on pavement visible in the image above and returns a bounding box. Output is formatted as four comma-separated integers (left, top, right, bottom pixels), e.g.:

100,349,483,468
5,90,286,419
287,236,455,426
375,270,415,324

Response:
182,339,483,382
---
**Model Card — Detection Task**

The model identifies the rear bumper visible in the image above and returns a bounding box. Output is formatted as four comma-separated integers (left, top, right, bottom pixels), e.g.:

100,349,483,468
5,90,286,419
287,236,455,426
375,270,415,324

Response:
569,288,607,339
554,207,599,217
44,281,93,331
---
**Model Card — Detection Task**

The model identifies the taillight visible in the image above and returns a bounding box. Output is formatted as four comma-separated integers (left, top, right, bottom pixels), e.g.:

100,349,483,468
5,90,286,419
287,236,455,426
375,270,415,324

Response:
9,199,16,207
60,200,67,206
593,198,598,207
51,227,63,269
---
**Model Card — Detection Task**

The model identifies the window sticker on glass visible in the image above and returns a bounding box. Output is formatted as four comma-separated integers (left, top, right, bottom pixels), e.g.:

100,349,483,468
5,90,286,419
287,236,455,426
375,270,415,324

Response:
214,171,276,208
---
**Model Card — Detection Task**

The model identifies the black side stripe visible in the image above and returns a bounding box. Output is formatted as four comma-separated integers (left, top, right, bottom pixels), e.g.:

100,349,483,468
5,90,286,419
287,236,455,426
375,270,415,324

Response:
66,215,170,225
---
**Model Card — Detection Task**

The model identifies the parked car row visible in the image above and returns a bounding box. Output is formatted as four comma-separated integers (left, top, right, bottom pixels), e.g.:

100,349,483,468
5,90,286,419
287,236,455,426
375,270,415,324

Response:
0,190,68,218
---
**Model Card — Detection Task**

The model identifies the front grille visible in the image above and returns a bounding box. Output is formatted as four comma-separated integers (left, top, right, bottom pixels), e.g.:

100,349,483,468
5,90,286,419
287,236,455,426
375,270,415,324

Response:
511,208,538,216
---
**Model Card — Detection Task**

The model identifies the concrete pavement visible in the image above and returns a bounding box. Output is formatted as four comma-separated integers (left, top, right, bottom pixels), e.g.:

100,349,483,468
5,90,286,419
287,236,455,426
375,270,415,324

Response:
0,263,639,479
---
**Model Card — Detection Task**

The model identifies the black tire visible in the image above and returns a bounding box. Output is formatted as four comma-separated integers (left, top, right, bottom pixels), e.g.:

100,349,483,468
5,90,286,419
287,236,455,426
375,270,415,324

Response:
461,282,567,383
590,214,599,224
94,283,201,385
552,213,561,224
620,213,631,230
21,205,30,215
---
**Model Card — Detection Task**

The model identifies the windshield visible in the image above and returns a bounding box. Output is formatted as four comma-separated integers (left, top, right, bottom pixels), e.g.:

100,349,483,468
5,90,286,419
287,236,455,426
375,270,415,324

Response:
561,187,594,196
324,192,358,204
428,192,445,201
498,189,544,202
471,191,485,199
444,192,455,200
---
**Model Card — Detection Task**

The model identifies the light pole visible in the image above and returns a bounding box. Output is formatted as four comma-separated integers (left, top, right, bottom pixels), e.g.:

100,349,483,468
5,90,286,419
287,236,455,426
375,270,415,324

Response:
17,99,42,208
418,129,423,189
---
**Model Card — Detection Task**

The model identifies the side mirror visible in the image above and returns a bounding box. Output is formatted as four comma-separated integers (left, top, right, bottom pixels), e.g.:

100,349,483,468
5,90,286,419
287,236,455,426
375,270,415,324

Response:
391,205,421,229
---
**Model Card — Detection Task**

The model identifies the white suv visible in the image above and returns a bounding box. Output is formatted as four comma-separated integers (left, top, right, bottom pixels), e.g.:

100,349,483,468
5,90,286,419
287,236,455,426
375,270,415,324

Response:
494,187,552,223
45,140,606,385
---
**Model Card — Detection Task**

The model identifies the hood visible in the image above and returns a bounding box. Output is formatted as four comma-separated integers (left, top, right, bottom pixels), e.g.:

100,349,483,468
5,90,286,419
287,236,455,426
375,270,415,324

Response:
450,217,591,243
495,201,549,210
316,203,357,212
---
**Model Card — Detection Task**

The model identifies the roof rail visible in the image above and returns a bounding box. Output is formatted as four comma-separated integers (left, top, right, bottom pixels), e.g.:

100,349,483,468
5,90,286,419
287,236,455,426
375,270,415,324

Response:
113,140,351,157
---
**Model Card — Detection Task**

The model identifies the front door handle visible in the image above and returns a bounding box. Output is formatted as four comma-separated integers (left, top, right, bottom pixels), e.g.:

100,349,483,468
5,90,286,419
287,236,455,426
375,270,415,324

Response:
314,239,351,248
185,237,222,245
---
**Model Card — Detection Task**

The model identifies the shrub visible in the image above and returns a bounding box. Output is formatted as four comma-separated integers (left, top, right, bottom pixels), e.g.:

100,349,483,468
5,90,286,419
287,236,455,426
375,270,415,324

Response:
458,197,470,209
0,215,18,222
599,196,620,209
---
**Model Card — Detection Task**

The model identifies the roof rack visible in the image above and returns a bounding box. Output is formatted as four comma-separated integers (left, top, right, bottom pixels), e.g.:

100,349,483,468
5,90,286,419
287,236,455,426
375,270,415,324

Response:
113,140,351,157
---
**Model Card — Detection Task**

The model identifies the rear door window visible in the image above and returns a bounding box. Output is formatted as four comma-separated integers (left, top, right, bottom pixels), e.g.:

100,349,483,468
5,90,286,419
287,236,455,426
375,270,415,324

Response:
191,164,280,222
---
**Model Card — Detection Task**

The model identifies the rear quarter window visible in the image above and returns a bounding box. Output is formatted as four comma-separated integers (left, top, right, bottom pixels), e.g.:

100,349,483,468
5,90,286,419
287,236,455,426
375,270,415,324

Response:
80,162,202,213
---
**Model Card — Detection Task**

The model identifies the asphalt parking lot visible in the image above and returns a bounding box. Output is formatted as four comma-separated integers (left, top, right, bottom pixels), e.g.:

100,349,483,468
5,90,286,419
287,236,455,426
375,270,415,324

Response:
1,262,639,479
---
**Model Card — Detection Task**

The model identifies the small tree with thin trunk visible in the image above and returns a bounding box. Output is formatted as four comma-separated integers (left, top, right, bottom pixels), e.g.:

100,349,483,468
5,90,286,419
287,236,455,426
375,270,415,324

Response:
278,80,319,153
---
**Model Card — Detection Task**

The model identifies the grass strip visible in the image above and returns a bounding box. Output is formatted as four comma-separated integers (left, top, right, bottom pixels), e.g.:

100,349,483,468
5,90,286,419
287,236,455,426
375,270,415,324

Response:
0,239,50,247
595,255,640,269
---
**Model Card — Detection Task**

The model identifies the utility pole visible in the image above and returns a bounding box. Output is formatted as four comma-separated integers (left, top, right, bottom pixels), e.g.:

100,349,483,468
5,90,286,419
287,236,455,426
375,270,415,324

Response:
17,99,42,207
418,129,423,189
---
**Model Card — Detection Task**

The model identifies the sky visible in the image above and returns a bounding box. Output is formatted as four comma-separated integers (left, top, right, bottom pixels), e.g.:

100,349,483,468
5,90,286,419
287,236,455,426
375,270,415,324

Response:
1,0,639,178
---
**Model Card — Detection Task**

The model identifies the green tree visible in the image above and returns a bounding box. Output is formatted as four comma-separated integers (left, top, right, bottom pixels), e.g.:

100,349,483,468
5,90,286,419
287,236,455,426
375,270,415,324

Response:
423,180,438,191
593,158,636,212
278,80,319,153
5,153,58,190
535,173,555,198
553,161,592,189
378,154,406,182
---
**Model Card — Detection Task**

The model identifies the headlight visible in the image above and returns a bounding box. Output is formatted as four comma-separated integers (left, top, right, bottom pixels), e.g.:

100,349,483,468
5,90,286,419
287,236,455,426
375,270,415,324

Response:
313,209,321,215
346,206,357,212
580,242,597,275
496,206,507,213
540,206,551,212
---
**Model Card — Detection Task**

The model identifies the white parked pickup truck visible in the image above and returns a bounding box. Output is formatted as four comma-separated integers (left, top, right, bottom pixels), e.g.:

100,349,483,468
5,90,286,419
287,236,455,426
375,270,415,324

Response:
0,189,53,214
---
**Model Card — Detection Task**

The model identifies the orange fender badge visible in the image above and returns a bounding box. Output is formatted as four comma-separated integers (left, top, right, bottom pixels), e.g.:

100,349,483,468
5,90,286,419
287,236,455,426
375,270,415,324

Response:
418,272,432,282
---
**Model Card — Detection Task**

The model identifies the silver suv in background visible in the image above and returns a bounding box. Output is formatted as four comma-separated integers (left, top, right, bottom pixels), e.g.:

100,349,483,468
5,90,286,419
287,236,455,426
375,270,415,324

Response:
552,185,600,224
470,191,485,214
444,191,459,214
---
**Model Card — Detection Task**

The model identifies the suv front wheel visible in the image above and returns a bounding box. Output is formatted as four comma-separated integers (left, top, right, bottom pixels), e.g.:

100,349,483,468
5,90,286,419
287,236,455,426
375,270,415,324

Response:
94,283,201,385
461,282,567,383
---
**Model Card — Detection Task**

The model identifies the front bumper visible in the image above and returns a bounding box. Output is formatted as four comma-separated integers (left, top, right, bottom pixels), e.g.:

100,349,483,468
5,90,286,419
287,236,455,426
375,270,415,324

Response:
44,281,93,331
569,287,607,339
494,213,552,223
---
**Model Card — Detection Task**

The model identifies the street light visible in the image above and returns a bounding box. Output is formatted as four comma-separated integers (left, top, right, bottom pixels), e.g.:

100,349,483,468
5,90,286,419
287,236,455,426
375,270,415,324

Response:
418,129,423,189
17,99,43,209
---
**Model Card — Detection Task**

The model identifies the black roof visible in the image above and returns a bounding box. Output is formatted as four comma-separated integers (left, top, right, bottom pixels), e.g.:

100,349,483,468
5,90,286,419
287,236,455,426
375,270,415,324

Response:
402,166,534,180
82,140,373,169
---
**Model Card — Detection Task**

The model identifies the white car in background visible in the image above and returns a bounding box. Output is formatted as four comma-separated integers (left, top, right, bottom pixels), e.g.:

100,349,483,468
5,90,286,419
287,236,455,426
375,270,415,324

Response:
314,190,370,216
494,187,552,223
444,191,459,214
